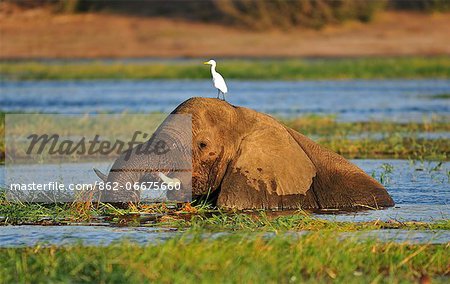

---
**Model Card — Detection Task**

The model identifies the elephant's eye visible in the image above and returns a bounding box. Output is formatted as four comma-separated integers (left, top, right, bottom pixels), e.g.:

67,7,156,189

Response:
199,142,207,149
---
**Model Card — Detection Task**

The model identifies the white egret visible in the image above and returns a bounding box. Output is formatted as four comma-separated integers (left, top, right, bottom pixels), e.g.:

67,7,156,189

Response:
203,59,228,100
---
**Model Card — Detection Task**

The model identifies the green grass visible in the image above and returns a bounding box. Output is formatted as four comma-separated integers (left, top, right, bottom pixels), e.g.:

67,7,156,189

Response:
1,57,450,80
0,232,448,283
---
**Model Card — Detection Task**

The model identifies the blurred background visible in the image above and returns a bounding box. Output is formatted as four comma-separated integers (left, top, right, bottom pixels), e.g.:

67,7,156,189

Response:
1,0,449,117
1,0,450,58
0,0,449,122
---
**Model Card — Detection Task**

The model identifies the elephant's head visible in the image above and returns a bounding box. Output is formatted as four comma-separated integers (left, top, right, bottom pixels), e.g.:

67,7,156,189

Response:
96,97,395,210
94,114,193,203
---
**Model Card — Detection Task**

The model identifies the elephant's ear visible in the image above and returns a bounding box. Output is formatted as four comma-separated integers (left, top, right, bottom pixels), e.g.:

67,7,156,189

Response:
286,128,395,209
218,125,317,210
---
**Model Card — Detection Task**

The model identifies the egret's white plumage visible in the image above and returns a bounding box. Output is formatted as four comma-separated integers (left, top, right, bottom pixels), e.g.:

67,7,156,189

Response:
203,59,228,100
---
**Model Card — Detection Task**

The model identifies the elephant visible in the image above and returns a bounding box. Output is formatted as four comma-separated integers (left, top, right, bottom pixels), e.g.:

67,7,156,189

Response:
94,97,395,211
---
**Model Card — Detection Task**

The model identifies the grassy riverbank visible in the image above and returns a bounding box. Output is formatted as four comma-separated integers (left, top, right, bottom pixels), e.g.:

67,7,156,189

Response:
1,232,449,283
1,57,450,80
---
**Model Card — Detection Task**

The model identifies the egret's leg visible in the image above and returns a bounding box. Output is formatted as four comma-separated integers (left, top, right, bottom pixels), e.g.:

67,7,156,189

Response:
223,93,226,101
217,89,220,99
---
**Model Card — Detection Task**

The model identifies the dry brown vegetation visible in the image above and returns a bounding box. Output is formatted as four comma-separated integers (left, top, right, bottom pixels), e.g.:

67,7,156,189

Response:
1,3,449,59
214,0,386,29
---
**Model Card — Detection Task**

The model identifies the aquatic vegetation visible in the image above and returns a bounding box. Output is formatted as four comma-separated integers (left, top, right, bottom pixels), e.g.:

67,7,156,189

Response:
1,191,449,230
317,137,448,160
371,163,394,185
284,114,450,136
1,57,449,80
184,212,450,232
0,232,448,283
284,115,450,161
428,93,450,99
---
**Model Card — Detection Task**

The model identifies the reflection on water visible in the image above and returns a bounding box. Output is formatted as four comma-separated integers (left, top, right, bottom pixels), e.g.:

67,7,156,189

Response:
0,226,448,247
1,79,449,121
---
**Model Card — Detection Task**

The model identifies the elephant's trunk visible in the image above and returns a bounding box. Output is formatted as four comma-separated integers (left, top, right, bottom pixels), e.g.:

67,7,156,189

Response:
94,115,192,204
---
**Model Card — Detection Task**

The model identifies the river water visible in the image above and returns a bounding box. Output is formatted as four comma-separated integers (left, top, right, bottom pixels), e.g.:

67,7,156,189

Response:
1,79,449,121
0,226,448,247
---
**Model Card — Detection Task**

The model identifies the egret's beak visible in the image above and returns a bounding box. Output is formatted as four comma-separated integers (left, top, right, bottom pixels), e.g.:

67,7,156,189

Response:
203,62,209,65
